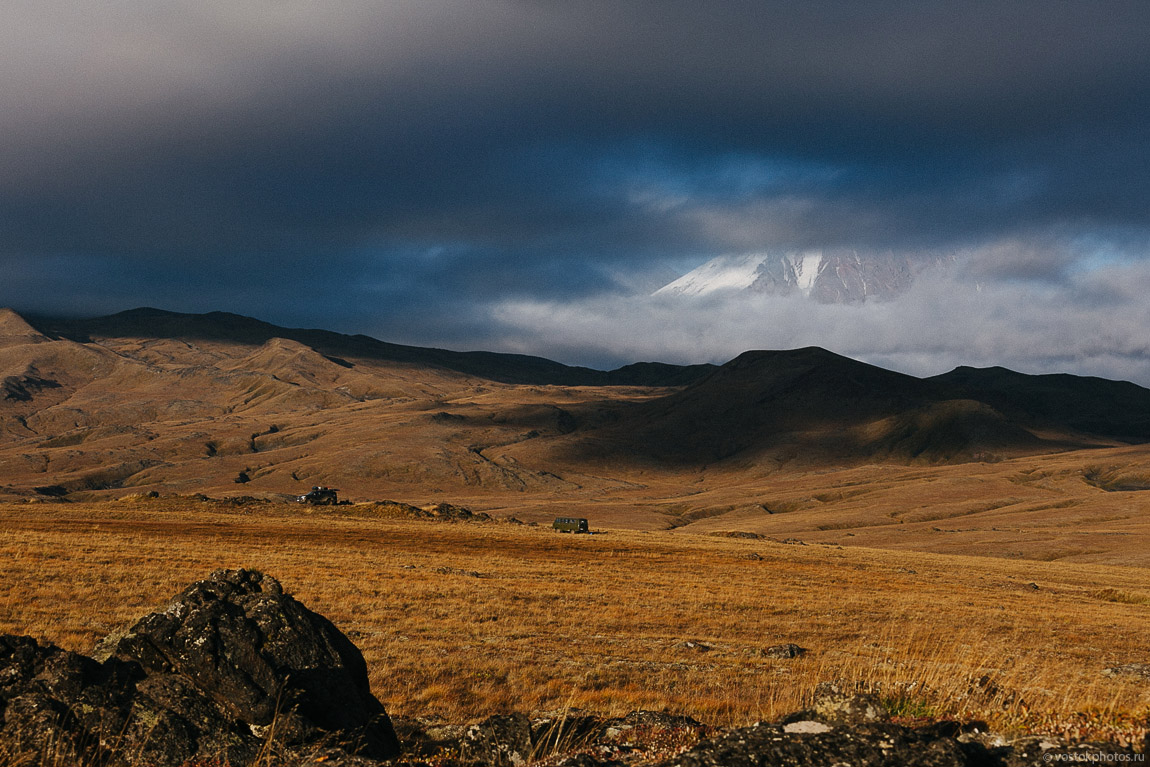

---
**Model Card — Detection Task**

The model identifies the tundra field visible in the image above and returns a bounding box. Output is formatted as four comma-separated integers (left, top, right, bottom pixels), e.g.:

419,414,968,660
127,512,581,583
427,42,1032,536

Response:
3,497,1150,746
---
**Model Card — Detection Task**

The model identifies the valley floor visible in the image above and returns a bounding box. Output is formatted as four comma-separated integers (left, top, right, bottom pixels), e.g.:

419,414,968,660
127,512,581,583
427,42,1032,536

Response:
3,498,1149,745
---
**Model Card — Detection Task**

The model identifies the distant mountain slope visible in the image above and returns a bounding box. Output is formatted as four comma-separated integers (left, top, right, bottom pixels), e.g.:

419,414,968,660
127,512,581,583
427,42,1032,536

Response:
555,348,1143,466
5,306,1150,504
931,366,1150,442
27,308,717,387
1,306,653,500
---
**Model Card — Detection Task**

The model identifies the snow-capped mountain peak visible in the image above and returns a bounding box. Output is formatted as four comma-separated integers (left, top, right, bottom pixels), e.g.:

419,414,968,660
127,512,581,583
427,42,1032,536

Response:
654,249,944,304
653,253,777,296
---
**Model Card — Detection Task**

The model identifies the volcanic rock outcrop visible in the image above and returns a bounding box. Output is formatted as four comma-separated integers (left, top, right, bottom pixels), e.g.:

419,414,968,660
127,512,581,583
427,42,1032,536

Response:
0,569,399,766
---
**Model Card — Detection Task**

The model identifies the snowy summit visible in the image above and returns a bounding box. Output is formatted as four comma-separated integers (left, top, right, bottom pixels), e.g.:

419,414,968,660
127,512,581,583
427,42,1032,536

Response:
654,250,944,304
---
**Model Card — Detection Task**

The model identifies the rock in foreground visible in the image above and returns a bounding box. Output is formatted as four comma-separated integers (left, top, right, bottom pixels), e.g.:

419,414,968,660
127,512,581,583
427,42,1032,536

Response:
0,569,399,766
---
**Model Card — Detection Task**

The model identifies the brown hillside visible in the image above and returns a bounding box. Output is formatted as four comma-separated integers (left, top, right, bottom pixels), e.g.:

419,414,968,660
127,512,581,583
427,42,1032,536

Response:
0,308,50,346
3,308,1150,567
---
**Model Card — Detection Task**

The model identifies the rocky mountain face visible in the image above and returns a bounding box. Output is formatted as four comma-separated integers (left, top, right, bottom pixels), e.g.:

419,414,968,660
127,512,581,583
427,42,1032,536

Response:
655,249,950,303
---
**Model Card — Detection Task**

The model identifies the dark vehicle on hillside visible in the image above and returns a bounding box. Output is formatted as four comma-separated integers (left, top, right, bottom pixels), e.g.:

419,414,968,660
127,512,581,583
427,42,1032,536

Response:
552,517,589,533
297,486,339,505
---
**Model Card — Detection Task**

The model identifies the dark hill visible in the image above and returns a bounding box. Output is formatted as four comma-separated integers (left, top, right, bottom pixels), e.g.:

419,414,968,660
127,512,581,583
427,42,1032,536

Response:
561,348,1139,466
26,308,717,387
930,366,1150,442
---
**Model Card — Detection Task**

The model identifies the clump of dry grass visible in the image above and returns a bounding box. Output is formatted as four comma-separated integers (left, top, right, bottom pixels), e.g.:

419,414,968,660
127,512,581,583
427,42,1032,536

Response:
1093,588,1150,606
2,500,1149,751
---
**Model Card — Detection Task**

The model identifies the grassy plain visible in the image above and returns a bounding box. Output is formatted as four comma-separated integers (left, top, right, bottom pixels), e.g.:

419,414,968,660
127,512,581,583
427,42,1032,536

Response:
2,498,1149,746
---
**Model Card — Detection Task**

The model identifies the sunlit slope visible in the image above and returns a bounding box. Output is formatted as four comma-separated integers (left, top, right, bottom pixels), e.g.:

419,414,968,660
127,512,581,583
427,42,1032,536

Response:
2,307,1149,566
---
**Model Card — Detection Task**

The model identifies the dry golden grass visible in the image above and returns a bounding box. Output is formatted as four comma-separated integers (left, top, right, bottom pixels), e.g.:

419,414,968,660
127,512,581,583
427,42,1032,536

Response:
3,498,1150,747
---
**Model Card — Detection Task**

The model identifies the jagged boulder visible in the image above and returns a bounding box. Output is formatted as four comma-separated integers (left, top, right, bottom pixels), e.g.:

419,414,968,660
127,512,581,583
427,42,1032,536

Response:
106,568,398,757
0,633,171,765
0,569,400,766
0,629,255,766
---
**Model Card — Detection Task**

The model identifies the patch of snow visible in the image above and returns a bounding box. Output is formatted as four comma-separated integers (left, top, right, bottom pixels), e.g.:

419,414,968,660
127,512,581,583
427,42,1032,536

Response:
791,250,823,296
654,253,769,296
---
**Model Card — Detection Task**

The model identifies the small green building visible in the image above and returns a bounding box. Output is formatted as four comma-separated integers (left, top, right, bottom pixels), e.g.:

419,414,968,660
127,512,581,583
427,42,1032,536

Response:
552,517,589,533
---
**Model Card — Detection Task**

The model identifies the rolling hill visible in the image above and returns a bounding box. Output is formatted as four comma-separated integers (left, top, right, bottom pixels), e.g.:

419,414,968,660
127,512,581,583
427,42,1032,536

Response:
28,307,717,387
4,306,1150,564
548,347,1137,468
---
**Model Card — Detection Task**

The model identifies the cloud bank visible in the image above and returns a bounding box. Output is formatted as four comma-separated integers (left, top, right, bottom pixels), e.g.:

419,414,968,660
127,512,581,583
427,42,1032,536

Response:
490,253,1150,385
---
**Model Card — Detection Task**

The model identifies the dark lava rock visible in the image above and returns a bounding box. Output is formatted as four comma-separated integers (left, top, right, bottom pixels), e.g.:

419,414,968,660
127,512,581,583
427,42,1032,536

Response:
109,568,399,759
652,720,968,767
0,569,399,766
764,643,807,659
0,635,133,764
998,737,1139,767
460,713,534,767
649,715,1138,767
0,632,223,767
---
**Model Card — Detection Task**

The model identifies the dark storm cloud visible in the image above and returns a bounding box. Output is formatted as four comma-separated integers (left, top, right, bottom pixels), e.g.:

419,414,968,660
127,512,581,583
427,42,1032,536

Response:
2,1,1149,368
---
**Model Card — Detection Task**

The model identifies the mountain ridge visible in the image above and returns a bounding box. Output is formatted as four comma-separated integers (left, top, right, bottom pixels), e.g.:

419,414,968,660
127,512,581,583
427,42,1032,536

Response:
25,307,718,387
3,306,1150,505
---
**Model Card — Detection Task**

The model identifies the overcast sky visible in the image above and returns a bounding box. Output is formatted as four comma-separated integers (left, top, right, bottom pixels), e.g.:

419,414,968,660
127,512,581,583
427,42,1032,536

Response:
4,2,1150,381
